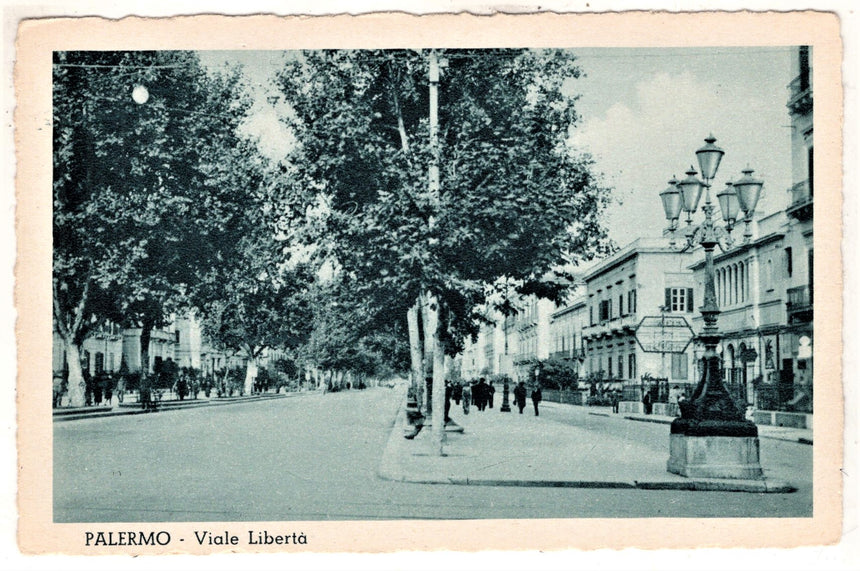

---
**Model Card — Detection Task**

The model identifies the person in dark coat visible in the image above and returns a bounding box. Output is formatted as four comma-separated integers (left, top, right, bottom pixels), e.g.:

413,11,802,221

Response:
513,381,527,414
531,386,542,416
476,378,488,411
444,380,452,423
453,382,462,405
487,381,496,409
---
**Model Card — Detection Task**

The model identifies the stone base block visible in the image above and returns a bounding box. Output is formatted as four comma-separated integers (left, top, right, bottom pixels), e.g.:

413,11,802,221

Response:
618,401,644,414
667,433,764,480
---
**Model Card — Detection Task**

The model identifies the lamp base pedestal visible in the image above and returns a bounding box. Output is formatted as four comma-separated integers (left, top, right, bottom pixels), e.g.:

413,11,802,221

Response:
667,420,763,480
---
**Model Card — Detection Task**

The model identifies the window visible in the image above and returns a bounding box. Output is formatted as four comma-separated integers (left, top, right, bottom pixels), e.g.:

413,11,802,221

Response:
665,288,694,312
599,299,612,322
671,353,688,380
175,330,181,344
808,145,814,197
94,352,104,374
628,353,637,380
618,355,624,379
785,247,793,278
628,289,637,314
607,355,613,378
619,294,625,316
589,305,594,326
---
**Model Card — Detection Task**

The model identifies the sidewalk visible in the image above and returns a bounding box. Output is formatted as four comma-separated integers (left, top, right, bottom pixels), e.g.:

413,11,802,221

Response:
52,391,297,422
378,399,799,493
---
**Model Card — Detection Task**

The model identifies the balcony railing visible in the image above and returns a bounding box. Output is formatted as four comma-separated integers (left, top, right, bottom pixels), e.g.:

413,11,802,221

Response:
787,74,812,114
786,285,813,323
787,180,813,221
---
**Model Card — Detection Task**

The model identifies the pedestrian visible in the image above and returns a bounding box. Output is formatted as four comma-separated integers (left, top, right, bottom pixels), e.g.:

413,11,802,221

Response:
103,376,113,406
116,375,125,403
444,380,452,424
92,376,103,407
643,390,652,415
531,385,542,416
487,381,496,409
513,381,527,414
611,390,620,414
461,382,472,415
476,378,488,411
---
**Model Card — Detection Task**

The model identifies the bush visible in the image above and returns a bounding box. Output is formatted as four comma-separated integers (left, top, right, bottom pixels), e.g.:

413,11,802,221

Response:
587,394,614,407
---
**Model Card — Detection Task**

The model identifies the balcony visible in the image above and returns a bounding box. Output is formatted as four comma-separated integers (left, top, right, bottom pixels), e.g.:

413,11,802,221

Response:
549,348,586,363
786,179,813,221
786,285,813,324
787,74,812,115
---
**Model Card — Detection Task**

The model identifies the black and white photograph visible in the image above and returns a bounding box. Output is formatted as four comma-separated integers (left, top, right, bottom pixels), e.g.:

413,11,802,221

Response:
10,7,848,562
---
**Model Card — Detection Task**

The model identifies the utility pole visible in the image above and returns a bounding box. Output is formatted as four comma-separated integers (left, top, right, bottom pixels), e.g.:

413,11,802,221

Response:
428,49,446,455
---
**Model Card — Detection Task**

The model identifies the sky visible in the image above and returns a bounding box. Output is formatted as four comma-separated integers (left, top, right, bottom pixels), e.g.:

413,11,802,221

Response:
201,46,795,249
570,47,793,247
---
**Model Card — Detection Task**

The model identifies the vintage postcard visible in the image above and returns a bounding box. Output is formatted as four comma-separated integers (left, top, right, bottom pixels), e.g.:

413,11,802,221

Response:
14,9,844,558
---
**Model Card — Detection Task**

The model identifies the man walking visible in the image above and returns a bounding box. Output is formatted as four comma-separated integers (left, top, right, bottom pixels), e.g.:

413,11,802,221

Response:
513,381,527,414
531,385,542,416
461,382,472,415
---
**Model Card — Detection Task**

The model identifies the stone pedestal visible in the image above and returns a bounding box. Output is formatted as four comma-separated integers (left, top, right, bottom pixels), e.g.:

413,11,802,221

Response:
667,433,764,480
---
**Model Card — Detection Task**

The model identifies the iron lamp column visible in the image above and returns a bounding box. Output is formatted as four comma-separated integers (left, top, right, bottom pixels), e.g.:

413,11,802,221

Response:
661,135,765,480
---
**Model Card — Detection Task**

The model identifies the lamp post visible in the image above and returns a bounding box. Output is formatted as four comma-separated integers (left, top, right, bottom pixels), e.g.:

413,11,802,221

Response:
661,135,764,480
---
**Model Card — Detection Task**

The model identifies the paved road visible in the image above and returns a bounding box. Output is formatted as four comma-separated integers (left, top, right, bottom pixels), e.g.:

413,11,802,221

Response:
54,387,812,522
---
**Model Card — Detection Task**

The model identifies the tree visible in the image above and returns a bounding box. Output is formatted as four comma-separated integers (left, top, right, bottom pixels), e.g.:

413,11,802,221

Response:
298,278,410,389
278,49,612,450
53,51,254,406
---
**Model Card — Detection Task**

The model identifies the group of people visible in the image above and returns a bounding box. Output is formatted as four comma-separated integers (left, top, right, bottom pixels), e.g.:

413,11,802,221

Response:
450,377,496,414
442,377,543,419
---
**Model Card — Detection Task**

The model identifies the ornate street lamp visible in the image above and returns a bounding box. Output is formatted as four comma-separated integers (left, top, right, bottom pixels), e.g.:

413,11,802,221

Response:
661,135,764,480
734,167,765,243
132,84,150,105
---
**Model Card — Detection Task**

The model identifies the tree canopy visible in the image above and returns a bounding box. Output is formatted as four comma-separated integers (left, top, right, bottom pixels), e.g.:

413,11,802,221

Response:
277,49,613,355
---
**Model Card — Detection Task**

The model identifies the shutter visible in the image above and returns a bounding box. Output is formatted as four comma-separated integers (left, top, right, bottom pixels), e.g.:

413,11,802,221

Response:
665,288,671,311
687,288,694,312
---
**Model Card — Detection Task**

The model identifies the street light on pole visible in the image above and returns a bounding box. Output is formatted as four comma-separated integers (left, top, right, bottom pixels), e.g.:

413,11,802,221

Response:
661,135,764,480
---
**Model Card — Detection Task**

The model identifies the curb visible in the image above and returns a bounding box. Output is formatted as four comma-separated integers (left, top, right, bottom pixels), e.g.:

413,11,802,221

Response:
379,470,796,493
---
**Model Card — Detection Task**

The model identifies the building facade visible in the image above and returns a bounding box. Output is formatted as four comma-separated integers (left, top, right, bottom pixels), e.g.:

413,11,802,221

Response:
580,238,697,412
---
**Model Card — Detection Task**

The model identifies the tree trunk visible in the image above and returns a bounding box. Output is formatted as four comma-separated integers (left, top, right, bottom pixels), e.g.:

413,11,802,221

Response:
244,356,258,395
421,293,435,415
407,300,424,408
430,300,447,456
139,319,154,401
63,339,86,407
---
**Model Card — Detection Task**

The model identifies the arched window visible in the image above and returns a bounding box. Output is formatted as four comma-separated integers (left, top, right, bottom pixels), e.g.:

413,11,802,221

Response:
726,344,736,383
727,266,733,306
733,263,739,305
714,269,720,306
